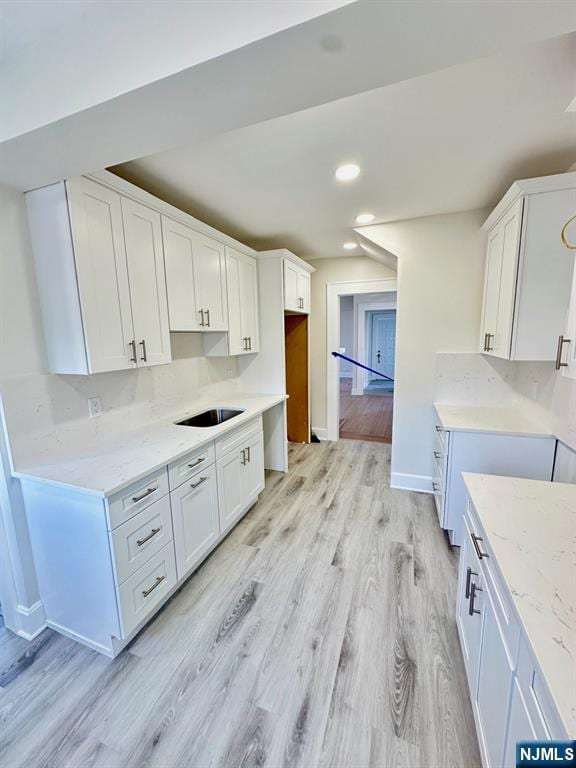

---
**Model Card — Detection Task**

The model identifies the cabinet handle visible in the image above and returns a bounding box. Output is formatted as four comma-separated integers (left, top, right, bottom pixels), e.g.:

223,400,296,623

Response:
242,337,248,351
190,476,208,489
435,425,443,433
246,445,251,463
465,566,478,599
433,451,442,459
142,575,165,598
205,309,210,327
140,339,147,362
485,333,494,352
483,332,488,352
248,336,252,351
468,582,482,616
199,309,205,327
432,481,440,492
471,533,489,559
240,448,247,465
131,486,157,503
136,527,161,547
129,340,137,363
187,457,205,469
555,335,571,370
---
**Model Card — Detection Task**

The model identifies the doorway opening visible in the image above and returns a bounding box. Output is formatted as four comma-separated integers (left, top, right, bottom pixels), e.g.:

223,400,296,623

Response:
337,292,396,443
326,278,398,443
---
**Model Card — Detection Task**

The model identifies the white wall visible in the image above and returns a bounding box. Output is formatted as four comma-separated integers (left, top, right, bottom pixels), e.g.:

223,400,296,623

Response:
308,257,397,432
360,210,488,489
339,295,354,378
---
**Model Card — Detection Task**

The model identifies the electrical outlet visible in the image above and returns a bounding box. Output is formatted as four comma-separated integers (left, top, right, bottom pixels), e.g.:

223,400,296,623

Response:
88,396,102,418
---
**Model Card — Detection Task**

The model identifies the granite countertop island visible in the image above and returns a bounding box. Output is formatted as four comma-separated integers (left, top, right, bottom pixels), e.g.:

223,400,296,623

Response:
12,393,287,497
463,472,576,737
435,404,553,438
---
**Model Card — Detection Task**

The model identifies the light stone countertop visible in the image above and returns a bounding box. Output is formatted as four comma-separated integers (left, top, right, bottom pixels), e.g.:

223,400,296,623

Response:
12,393,287,498
463,472,576,736
435,404,553,438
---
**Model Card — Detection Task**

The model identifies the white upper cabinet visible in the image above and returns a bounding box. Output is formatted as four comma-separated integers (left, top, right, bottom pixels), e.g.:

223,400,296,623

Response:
26,176,172,374
203,246,260,357
283,258,311,314
121,198,171,367
480,172,576,361
163,217,228,332
66,177,135,373
161,217,201,331
557,256,576,378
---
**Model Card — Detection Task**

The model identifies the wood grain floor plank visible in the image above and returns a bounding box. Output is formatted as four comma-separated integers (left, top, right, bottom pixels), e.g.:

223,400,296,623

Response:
0,440,480,768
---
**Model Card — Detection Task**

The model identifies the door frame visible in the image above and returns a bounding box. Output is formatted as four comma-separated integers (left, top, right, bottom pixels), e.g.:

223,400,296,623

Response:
353,295,397,394
326,278,397,441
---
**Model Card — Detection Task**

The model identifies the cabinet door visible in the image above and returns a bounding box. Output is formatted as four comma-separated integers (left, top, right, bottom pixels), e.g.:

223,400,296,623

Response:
193,233,228,331
503,679,543,768
66,177,135,373
162,217,202,331
493,198,523,358
561,263,576,379
284,260,300,311
225,248,244,355
456,516,484,695
122,199,171,367
475,590,514,768
297,269,311,314
480,225,503,354
171,464,220,581
241,431,265,503
216,450,244,534
239,253,259,353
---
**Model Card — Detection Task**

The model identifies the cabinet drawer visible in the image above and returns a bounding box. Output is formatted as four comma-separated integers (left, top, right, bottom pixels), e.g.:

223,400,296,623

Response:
168,443,215,491
107,467,169,529
117,542,177,638
215,416,263,459
516,636,566,739
110,495,173,585
434,421,448,451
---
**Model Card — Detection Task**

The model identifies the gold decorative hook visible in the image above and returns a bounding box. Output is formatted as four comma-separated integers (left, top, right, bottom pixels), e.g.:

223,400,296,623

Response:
561,213,576,250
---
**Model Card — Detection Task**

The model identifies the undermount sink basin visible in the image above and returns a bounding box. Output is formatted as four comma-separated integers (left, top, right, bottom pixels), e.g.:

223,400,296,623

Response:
174,408,244,428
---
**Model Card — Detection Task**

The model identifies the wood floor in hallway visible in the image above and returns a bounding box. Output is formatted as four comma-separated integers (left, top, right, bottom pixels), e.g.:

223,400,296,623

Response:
0,441,481,768
339,379,393,443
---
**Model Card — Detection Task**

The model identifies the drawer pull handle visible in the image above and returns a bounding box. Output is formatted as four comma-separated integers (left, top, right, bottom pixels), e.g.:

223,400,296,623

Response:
129,339,137,363
471,533,489,559
131,486,157,503
187,457,205,469
468,582,482,616
433,451,442,459
205,309,211,327
432,481,440,492
465,566,478,599
140,339,148,362
142,575,165,598
136,527,161,547
190,476,208,489
240,448,247,465
485,333,494,352
199,309,205,327
246,446,251,463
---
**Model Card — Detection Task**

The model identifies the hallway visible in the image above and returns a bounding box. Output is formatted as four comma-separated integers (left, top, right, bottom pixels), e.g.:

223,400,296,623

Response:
339,378,394,443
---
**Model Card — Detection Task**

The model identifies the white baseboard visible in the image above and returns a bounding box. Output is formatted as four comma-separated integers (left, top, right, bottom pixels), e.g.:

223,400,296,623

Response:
391,472,433,494
311,427,329,441
16,600,46,640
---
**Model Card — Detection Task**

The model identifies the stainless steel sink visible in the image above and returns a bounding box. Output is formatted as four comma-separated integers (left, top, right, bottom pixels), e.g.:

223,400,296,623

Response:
174,408,244,428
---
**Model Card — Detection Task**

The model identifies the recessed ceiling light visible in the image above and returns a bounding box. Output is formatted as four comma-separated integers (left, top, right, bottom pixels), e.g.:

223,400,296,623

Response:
335,163,360,182
355,212,375,225
343,241,357,250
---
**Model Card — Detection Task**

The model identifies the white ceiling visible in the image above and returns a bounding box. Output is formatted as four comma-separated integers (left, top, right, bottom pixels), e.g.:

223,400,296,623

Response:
115,33,576,260
0,0,352,141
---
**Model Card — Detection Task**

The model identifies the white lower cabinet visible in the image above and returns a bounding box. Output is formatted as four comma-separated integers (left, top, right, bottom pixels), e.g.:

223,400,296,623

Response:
217,429,265,535
457,498,567,768
22,417,267,657
171,463,219,581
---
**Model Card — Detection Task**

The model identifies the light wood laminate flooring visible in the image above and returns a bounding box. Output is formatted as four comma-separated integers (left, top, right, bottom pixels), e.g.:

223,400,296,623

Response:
339,379,393,443
0,441,480,768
